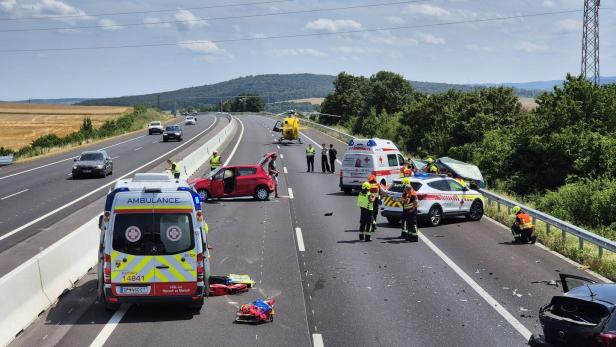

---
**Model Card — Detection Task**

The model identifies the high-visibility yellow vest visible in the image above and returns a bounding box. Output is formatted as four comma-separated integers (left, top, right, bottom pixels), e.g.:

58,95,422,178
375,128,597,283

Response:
357,192,374,210
210,155,221,168
171,161,180,174
306,147,315,157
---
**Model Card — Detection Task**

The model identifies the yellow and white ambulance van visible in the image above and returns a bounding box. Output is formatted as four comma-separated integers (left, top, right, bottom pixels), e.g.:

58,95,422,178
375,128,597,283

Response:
97,173,210,310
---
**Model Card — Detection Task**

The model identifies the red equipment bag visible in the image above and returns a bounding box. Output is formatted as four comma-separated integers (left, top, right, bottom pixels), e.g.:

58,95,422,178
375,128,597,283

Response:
209,284,229,296
227,283,248,294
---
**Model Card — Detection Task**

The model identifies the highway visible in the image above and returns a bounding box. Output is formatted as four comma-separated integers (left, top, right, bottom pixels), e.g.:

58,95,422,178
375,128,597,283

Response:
9,114,607,347
0,113,226,270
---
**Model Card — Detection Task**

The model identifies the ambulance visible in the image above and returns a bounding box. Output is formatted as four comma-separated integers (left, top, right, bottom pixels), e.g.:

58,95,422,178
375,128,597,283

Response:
339,138,405,194
97,173,210,311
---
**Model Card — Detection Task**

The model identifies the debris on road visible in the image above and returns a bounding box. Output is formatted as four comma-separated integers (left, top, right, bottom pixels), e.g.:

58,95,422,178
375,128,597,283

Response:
519,307,529,312
512,289,523,298
235,298,276,324
531,280,559,287
324,212,333,216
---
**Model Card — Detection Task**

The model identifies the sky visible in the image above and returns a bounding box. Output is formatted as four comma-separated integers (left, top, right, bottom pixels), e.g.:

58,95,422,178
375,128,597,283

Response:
0,0,614,99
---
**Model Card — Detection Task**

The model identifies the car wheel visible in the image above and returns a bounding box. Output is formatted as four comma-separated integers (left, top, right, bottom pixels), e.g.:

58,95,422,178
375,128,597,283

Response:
428,205,443,227
467,200,484,221
72,173,79,180
386,217,400,225
255,186,270,201
148,130,153,135
342,188,352,195
198,189,209,201
163,138,168,142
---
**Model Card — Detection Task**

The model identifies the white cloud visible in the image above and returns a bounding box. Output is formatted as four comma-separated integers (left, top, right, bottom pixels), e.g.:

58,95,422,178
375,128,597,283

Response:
252,33,266,39
174,9,208,30
415,33,446,45
366,32,418,46
265,48,328,57
305,19,362,33
178,40,226,55
404,4,451,19
21,0,90,21
465,44,493,53
542,0,555,7
143,17,171,28
0,0,16,12
557,19,582,33
514,41,548,53
99,18,121,31
385,16,405,25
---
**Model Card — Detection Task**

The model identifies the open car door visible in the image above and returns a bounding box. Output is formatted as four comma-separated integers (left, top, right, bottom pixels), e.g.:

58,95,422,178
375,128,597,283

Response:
560,273,597,293
272,121,282,133
257,152,277,166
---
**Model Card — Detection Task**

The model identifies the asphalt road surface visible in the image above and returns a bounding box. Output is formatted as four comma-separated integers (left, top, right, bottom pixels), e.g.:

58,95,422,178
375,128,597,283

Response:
0,113,221,252
10,114,608,347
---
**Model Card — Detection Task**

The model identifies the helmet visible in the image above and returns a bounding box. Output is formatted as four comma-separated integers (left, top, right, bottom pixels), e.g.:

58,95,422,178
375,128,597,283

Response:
427,157,434,164
512,206,521,214
271,153,277,158
401,177,411,185
368,174,376,182
361,181,371,190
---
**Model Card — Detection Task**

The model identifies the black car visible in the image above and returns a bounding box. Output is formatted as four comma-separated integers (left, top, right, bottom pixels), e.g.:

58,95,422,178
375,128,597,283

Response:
163,125,183,142
72,150,113,179
531,274,616,347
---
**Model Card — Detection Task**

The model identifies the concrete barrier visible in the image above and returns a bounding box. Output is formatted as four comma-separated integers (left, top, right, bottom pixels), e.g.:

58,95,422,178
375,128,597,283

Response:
0,114,239,347
0,259,51,346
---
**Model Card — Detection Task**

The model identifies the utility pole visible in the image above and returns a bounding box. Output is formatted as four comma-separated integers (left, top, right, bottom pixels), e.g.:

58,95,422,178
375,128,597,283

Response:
581,0,600,84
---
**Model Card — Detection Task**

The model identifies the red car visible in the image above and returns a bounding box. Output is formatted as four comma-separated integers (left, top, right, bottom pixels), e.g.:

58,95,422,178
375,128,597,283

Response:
189,152,276,201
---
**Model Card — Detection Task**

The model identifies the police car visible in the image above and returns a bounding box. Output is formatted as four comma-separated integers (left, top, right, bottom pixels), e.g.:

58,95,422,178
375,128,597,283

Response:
97,173,210,311
381,174,484,227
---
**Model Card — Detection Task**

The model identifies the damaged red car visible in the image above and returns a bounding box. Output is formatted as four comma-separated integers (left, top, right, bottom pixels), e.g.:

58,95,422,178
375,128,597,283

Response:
188,152,276,201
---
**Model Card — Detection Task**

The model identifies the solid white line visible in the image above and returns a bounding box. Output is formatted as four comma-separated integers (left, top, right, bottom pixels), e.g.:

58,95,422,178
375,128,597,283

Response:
89,305,128,347
223,117,244,166
0,135,148,181
313,333,324,347
419,232,532,341
283,167,288,174
300,132,342,164
288,187,294,199
0,116,218,242
295,227,305,252
134,147,143,151
1,189,29,200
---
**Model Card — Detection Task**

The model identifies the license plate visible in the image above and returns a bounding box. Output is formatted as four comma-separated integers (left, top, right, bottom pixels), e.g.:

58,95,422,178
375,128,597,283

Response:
118,286,151,295
82,170,91,173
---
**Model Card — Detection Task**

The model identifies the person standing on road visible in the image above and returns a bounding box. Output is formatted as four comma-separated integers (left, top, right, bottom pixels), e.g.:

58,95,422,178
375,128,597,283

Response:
368,174,382,233
167,159,181,179
357,181,376,242
401,178,419,242
305,144,315,172
328,144,337,173
268,153,280,198
321,144,330,173
210,151,222,172
511,206,536,244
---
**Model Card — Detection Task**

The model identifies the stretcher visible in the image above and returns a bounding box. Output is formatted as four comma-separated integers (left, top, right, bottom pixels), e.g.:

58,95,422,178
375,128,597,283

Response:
235,298,276,323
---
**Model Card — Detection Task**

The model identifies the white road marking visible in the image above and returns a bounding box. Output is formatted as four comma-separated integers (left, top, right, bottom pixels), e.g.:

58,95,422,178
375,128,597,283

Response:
295,227,305,252
288,187,294,199
134,147,143,151
283,167,288,174
277,145,280,149
223,117,244,166
89,305,128,347
419,232,532,341
1,189,29,200
280,153,284,159
313,333,324,347
300,132,342,164
111,156,120,160
0,117,218,242
152,140,159,144
0,135,148,181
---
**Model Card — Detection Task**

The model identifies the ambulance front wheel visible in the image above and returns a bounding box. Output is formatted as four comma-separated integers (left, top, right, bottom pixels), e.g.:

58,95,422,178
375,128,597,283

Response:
342,188,352,195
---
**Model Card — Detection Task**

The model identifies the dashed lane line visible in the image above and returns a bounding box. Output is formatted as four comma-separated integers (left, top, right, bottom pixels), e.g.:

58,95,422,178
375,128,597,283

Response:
295,227,305,252
283,167,288,174
89,305,128,347
313,334,324,347
1,189,29,200
288,187,294,199
134,147,143,151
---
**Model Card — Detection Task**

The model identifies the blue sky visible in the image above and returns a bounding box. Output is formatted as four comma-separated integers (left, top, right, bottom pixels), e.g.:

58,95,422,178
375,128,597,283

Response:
0,0,614,99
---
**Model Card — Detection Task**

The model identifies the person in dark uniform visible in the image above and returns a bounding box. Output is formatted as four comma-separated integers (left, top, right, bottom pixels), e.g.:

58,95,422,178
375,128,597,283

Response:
321,143,330,173
328,144,337,173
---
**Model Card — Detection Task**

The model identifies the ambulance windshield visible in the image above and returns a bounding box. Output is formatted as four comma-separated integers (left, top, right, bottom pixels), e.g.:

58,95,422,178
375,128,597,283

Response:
113,213,194,255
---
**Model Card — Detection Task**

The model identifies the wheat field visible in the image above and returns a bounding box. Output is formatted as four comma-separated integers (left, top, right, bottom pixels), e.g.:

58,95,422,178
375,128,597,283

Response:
0,103,131,149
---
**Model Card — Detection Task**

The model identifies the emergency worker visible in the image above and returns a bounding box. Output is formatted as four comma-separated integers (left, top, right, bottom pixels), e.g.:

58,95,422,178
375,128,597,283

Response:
210,151,222,171
167,159,181,179
401,178,419,242
511,206,536,244
268,153,279,198
425,157,438,174
367,174,383,232
357,181,376,241
305,144,315,172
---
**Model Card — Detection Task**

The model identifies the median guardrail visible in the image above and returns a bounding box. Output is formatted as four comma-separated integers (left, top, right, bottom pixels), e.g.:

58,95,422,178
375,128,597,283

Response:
0,155,14,166
267,113,616,260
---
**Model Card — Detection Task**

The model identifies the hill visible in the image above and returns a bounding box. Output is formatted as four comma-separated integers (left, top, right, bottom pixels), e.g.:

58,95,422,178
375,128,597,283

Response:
484,76,616,91
80,73,544,109
1,98,88,105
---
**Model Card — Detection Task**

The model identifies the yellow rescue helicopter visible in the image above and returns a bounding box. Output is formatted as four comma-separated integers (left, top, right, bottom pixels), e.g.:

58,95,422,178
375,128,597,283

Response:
272,110,303,144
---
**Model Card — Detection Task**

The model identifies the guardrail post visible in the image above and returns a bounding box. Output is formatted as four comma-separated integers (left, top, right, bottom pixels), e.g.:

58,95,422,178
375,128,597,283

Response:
579,237,584,250
497,202,500,213
546,224,551,234
599,247,603,259
561,230,566,245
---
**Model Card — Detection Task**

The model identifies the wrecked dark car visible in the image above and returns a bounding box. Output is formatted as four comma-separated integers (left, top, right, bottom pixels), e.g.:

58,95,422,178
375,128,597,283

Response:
531,274,616,347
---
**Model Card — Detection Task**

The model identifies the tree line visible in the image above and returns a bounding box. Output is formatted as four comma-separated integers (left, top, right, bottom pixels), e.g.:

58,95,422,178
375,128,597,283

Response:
320,71,616,238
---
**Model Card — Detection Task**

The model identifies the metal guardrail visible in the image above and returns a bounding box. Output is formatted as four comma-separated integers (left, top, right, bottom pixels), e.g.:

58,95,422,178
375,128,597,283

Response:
251,111,616,258
0,154,14,166
480,188,616,258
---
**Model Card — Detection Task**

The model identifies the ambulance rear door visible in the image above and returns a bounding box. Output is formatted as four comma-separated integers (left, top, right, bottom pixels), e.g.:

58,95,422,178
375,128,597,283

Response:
341,153,374,185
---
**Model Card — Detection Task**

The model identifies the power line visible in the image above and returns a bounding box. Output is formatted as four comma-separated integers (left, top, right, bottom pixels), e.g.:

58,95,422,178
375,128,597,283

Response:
0,0,295,21
0,9,583,53
0,0,431,33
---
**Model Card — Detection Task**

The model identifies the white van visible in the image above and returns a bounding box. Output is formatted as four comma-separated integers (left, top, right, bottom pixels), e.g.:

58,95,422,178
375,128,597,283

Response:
339,138,405,194
97,173,210,311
